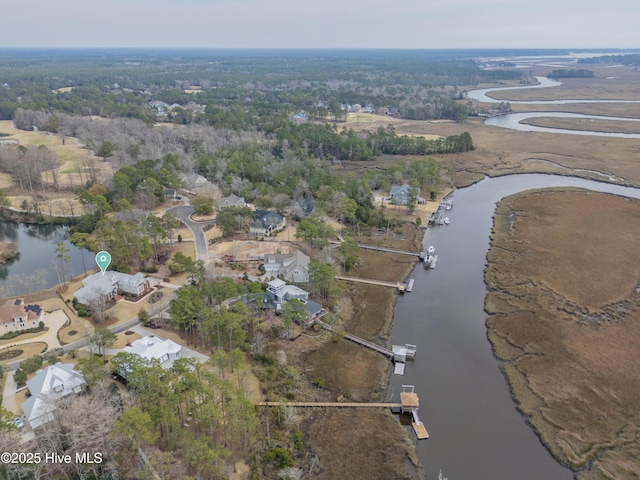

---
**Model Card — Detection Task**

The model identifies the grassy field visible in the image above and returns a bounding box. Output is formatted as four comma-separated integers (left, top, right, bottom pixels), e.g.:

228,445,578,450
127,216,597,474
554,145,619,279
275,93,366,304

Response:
485,189,640,479
0,120,106,215
346,112,443,140
521,116,640,135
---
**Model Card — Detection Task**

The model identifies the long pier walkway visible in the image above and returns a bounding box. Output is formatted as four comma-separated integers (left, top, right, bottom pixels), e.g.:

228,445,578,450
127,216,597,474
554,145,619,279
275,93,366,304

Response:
315,320,394,358
356,243,423,258
257,401,402,408
337,275,406,292
330,239,424,259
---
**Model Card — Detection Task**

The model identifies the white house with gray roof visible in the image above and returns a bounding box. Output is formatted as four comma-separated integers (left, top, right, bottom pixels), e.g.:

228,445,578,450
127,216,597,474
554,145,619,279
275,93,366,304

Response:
124,335,182,369
21,363,87,429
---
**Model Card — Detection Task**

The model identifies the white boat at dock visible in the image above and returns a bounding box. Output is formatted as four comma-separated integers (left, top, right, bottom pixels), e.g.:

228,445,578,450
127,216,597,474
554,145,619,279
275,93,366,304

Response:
423,254,438,269
427,245,435,255
443,217,450,225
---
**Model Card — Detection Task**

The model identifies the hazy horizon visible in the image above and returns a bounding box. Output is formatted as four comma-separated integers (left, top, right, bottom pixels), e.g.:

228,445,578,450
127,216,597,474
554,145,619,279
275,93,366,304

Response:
1,0,638,50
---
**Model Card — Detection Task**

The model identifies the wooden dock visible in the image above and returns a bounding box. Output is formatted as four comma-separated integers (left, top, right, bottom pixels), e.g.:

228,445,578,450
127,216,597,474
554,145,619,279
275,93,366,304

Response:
337,275,406,292
259,385,430,441
257,401,402,408
316,320,394,358
411,410,430,439
405,279,415,292
330,239,423,259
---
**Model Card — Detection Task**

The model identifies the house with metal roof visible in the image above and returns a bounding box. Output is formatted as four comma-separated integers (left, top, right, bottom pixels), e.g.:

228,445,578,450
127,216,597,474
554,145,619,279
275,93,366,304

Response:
21,363,87,429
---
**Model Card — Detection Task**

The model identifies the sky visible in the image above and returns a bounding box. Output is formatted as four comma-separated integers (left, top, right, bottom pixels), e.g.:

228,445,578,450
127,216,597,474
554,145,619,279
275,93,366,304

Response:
1,0,638,49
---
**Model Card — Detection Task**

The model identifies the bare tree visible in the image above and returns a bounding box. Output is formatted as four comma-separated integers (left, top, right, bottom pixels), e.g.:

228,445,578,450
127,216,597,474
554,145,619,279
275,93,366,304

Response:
86,293,112,324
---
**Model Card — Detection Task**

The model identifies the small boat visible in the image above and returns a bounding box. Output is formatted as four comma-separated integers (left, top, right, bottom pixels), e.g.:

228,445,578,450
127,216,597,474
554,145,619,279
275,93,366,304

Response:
423,254,438,269
443,217,450,225
427,245,435,255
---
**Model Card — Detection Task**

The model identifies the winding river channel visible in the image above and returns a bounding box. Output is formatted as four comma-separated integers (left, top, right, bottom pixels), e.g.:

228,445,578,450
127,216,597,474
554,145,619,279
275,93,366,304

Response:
387,77,640,478
467,76,640,139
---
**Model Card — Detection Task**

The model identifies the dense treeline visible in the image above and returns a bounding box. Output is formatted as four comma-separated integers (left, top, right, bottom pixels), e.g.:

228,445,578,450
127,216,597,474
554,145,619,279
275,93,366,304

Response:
273,123,473,161
0,48,526,125
578,53,640,65
547,69,595,79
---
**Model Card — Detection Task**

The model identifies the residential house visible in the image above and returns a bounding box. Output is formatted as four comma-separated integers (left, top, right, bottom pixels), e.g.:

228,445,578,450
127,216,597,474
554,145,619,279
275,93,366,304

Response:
217,194,247,209
73,273,118,305
250,210,286,237
21,363,87,429
0,298,45,333
290,197,315,219
389,184,426,206
123,335,182,370
110,272,151,297
74,271,150,305
179,172,213,194
262,279,322,320
263,250,310,283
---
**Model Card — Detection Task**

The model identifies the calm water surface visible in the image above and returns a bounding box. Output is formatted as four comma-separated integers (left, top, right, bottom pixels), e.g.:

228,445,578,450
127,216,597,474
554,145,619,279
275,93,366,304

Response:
388,174,640,480
0,222,85,296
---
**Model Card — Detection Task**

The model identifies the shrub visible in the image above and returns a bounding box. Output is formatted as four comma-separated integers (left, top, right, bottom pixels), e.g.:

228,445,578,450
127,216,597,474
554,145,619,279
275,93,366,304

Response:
264,447,294,469
13,368,27,385
291,430,304,454
312,377,325,388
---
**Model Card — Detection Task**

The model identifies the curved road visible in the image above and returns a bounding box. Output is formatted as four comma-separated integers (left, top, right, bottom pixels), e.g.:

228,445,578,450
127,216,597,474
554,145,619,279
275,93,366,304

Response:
166,205,210,263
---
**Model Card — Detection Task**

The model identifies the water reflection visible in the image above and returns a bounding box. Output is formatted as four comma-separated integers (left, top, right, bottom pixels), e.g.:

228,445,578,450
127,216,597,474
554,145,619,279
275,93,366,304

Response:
0,222,84,297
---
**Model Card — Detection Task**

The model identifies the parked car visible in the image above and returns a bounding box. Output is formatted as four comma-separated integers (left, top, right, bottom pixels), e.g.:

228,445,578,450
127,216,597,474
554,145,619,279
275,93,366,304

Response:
13,417,24,429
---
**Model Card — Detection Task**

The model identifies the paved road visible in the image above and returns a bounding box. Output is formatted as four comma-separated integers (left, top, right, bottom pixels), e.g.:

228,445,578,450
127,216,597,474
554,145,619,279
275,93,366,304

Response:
166,205,210,263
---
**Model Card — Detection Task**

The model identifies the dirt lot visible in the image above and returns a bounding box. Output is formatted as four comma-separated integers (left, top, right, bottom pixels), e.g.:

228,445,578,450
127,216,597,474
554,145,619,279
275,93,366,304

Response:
485,189,640,479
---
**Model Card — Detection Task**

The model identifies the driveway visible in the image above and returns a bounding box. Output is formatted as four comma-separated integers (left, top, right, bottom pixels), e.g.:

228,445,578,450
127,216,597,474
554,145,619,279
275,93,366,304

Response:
166,205,210,263
2,309,69,350
2,367,20,414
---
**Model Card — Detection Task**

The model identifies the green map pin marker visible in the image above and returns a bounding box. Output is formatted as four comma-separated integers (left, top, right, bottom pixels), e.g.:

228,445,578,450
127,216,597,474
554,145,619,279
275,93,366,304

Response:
95,251,112,276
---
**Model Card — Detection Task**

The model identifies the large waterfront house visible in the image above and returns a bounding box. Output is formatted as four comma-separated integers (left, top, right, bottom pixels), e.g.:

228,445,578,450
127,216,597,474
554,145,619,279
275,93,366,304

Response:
262,279,322,320
21,363,87,429
390,184,425,205
0,298,45,333
263,250,310,283
74,271,150,305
